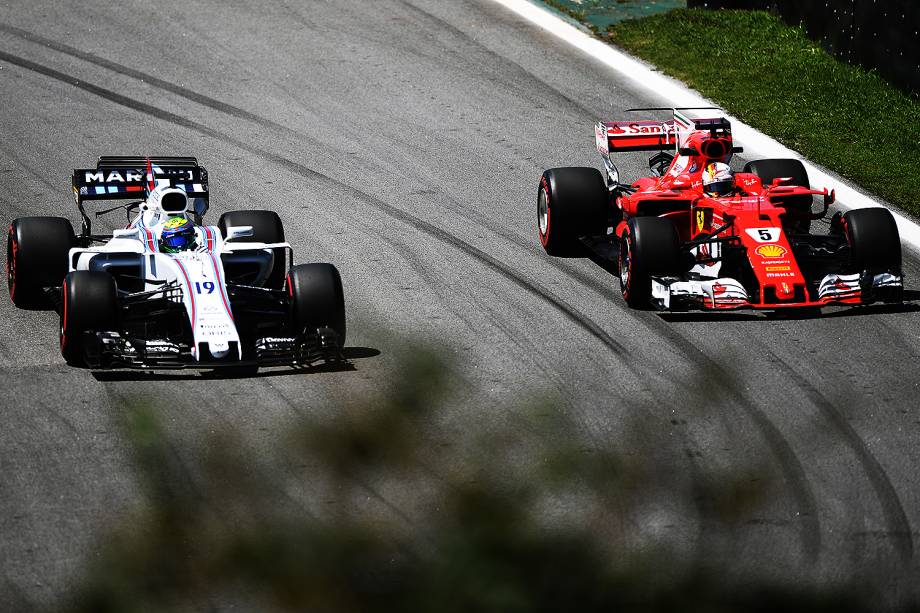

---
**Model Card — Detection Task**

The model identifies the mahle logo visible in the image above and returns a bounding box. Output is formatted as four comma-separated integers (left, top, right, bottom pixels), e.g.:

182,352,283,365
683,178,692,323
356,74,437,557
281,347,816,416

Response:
755,244,787,258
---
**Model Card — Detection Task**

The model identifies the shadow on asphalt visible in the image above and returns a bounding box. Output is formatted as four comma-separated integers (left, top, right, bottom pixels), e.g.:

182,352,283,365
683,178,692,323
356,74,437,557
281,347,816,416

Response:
90,346,382,382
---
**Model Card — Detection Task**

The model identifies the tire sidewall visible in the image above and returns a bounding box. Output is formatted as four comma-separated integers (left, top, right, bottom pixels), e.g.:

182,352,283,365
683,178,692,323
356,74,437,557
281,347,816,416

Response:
286,263,346,347
538,175,553,249
60,271,118,366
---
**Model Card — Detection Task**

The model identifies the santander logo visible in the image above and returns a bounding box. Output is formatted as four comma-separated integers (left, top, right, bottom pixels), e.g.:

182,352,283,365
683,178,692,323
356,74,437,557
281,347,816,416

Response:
607,123,662,136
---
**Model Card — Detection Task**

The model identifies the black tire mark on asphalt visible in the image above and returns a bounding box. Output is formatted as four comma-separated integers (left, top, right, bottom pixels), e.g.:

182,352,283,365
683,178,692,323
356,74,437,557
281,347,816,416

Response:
0,22,302,140
0,44,700,548
646,323,822,561
0,49,633,365
389,1,603,119
758,345,914,563
431,202,824,560
0,47,819,559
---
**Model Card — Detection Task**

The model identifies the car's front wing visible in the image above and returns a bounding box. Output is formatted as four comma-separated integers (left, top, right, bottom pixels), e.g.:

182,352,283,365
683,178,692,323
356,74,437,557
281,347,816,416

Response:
651,272,903,311
81,327,342,369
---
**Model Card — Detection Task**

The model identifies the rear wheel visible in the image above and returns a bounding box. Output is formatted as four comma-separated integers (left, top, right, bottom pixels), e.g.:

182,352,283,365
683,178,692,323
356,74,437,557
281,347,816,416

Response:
538,167,609,256
619,217,681,309
843,208,901,273
218,210,287,289
287,263,346,348
60,271,118,366
743,159,812,233
7,217,76,307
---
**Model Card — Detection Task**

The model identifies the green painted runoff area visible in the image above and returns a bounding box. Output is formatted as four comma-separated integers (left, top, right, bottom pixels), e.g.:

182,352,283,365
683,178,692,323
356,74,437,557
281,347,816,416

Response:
542,0,685,30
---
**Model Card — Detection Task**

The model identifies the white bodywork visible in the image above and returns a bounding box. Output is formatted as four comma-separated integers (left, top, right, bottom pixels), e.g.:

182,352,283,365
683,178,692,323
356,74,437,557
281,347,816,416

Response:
68,186,290,361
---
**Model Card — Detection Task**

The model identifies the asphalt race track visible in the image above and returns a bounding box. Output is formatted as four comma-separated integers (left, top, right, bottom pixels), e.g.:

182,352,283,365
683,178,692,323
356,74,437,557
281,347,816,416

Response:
1,0,918,608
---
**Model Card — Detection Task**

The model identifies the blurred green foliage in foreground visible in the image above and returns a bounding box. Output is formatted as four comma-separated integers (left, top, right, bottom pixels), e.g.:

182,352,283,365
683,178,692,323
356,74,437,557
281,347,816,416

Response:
62,347,889,612
606,9,920,213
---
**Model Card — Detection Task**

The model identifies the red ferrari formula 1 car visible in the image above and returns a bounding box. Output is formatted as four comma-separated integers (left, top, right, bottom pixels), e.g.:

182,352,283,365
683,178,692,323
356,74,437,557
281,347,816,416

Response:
537,108,903,311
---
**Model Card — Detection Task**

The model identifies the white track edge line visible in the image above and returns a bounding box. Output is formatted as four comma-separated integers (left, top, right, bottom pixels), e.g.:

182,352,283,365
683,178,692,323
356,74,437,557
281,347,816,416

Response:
490,0,920,252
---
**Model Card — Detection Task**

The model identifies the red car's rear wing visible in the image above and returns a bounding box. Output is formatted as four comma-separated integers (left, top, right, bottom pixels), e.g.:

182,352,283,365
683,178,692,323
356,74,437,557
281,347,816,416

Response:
594,120,679,153
595,107,727,155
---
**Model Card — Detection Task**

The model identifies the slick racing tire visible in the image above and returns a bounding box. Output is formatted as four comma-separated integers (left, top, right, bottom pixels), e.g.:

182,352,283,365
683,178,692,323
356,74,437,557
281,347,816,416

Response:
619,217,681,309
843,208,901,273
60,271,118,367
538,167,608,256
743,159,811,233
7,216,76,308
287,263,346,348
218,210,287,289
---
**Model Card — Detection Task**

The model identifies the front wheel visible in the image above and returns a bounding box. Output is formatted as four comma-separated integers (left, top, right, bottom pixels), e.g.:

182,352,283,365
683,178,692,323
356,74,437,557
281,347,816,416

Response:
618,217,681,309
287,263,346,348
60,271,118,366
843,208,901,273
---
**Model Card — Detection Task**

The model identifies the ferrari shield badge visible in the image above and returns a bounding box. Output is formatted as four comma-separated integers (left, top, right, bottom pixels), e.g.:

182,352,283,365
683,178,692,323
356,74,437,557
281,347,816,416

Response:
695,208,707,233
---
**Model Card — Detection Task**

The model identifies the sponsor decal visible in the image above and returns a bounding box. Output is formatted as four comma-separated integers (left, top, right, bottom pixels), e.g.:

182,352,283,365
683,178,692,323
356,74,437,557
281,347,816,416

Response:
781,282,792,294
755,244,787,258
766,265,792,272
766,272,795,278
608,123,665,136
627,123,662,134
595,124,609,154
83,170,143,183
669,155,689,176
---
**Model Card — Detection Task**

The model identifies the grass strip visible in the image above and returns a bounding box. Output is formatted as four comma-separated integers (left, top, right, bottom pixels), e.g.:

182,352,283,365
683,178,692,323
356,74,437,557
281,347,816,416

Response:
600,9,919,215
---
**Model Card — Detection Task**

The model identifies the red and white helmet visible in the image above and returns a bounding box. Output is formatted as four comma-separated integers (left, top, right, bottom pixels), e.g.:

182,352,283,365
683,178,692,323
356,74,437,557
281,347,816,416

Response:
702,162,734,197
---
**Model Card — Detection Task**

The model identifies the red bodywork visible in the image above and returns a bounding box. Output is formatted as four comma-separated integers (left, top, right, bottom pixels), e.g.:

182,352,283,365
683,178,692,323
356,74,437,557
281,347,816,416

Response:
599,116,841,309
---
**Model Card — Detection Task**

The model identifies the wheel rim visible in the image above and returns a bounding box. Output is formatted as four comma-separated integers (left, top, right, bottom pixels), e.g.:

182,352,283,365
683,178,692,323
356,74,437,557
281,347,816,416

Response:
6,229,16,299
537,189,549,236
620,237,631,290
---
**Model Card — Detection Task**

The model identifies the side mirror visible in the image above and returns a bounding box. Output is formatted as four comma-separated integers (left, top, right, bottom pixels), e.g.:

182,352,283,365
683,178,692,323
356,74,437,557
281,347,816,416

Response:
225,225,254,240
112,228,136,238
770,176,793,187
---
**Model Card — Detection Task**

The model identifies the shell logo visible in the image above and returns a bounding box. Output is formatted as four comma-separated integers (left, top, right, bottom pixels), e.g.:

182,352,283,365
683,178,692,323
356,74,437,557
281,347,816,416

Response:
755,244,787,258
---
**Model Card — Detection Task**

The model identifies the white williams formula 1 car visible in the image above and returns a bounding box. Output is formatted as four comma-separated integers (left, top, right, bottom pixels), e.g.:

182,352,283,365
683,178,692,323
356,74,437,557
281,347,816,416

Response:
6,156,346,369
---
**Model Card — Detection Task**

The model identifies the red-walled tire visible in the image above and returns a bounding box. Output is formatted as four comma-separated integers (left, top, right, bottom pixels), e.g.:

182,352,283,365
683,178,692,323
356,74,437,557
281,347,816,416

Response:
537,167,608,256
618,217,681,309
286,263,346,348
60,271,118,366
7,217,76,308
